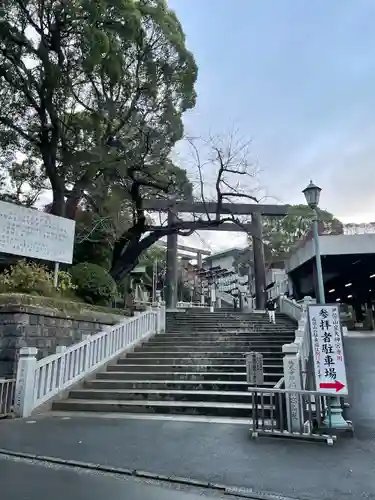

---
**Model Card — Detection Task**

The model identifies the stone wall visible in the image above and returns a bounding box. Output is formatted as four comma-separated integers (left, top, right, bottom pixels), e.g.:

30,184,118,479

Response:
0,302,125,378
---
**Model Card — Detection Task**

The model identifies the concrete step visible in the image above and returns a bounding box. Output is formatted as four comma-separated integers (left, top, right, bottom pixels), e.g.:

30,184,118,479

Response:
167,322,295,333
137,345,284,353
167,313,290,316
68,388,272,405
96,371,280,382
52,398,272,418
155,337,292,344
109,363,248,373
125,351,283,359
85,379,275,391
107,364,282,374
117,356,282,366
151,337,293,343
117,357,248,366
164,330,293,336
166,319,292,325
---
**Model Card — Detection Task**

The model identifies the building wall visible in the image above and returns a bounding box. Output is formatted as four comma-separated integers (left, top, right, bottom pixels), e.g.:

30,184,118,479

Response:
0,305,124,378
203,254,237,272
285,234,375,274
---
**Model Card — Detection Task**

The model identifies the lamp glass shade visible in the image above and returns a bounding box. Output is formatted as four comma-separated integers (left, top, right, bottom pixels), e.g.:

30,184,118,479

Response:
303,180,321,208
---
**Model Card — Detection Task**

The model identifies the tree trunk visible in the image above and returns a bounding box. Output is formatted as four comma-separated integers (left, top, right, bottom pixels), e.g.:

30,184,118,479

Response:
111,230,169,282
40,140,66,217
50,189,66,216
65,195,80,220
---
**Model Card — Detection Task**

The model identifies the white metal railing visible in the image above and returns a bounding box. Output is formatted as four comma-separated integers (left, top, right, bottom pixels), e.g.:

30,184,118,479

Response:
268,278,289,300
279,294,303,322
280,295,316,430
134,300,164,308
216,290,235,306
0,378,15,417
176,301,209,309
14,306,165,418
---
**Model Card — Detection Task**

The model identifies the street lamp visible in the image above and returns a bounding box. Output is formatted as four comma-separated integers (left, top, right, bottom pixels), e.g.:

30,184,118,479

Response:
303,181,348,429
303,180,325,304
302,180,321,210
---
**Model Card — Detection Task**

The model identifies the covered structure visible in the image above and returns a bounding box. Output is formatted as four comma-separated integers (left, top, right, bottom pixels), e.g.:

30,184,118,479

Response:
285,232,375,324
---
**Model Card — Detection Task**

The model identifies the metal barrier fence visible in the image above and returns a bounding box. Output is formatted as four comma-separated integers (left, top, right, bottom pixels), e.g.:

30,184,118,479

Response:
0,379,15,418
248,386,337,445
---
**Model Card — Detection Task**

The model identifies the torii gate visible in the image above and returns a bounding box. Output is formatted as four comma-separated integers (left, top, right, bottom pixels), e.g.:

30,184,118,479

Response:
157,240,210,268
143,200,289,310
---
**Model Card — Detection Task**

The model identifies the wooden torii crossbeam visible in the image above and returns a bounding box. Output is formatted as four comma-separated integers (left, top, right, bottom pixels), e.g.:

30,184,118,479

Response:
144,199,290,310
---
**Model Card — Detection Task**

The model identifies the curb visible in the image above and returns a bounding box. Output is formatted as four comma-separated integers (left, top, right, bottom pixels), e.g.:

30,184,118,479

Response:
0,448,312,500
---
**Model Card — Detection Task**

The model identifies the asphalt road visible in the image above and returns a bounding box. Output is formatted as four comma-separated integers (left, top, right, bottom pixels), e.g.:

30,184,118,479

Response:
0,456,234,500
0,337,374,500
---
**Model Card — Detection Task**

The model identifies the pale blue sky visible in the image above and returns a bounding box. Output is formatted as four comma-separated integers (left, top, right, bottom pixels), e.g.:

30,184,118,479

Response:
168,0,375,249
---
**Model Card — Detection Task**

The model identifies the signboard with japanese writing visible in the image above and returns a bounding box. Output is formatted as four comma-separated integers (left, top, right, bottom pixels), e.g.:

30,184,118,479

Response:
246,352,264,386
308,304,348,395
0,201,75,264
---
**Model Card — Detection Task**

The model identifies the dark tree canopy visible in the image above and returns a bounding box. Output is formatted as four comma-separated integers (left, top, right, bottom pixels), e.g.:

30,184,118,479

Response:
0,0,197,217
261,204,343,260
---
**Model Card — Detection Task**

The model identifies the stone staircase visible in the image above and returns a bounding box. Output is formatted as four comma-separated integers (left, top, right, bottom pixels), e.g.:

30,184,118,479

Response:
52,310,296,419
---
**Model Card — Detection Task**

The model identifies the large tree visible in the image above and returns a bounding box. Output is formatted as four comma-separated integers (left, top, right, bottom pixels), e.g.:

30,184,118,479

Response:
109,132,263,281
0,0,197,218
260,204,343,260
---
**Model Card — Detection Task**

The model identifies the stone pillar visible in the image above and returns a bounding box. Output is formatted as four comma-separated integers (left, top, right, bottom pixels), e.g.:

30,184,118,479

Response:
252,212,266,310
165,210,178,309
14,347,38,418
196,251,203,304
282,342,303,432
197,251,203,269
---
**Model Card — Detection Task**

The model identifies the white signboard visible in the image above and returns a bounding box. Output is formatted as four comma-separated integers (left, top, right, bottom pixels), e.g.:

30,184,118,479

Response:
0,201,75,264
308,304,348,395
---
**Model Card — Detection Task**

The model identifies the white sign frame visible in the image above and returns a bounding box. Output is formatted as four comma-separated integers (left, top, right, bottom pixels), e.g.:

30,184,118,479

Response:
0,201,75,264
308,304,348,395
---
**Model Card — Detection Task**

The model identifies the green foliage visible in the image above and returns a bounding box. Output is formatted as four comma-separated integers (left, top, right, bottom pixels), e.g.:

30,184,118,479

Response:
260,205,343,259
71,262,118,305
57,271,77,295
138,246,166,281
0,0,197,216
0,261,54,295
0,260,76,296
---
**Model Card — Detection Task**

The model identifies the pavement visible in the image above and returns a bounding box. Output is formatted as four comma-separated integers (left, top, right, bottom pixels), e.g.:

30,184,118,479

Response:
0,337,374,500
0,455,236,500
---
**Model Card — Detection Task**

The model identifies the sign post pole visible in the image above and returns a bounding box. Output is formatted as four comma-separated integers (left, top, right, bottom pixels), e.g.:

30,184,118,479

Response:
53,262,60,288
308,304,350,429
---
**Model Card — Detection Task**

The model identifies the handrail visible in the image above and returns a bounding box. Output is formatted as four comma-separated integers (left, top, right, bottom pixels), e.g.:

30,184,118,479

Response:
280,295,315,390
268,278,289,300
216,290,235,305
15,306,165,418
0,378,15,417
279,295,303,322
176,301,209,308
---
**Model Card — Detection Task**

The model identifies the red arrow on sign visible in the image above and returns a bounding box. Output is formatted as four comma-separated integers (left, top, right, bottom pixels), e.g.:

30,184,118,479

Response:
319,380,345,392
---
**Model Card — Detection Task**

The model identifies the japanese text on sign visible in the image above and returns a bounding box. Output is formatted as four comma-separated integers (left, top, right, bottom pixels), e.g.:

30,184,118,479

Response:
0,201,75,264
308,304,348,395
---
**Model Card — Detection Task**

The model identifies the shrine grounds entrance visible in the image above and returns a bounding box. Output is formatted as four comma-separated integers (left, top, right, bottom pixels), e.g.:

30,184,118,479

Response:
143,200,289,310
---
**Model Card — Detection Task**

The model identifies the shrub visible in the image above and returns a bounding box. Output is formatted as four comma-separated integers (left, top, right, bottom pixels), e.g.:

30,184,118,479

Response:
0,260,55,295
0,260,77,297
57,271,77,295
70,262,117,305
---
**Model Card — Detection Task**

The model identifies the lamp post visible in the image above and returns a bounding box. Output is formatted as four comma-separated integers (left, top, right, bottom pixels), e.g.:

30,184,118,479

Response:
303,180,325,304
303,181,349,430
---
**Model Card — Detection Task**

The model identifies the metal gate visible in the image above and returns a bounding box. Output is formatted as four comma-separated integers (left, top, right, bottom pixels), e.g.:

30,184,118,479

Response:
248,386,352,445
0,379,15,418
